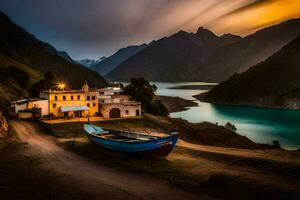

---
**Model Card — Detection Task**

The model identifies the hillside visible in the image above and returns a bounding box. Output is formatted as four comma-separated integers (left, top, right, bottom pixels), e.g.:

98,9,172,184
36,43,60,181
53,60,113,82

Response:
58,51,75,63
196,35,300,109
108,19,300,82
0,11,107,103
91,44,147,75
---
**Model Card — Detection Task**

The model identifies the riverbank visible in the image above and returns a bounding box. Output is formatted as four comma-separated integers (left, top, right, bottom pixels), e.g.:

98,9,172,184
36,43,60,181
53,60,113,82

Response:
2,118,300,199
43,116,300,199
194,92,300,111
156,95,198,113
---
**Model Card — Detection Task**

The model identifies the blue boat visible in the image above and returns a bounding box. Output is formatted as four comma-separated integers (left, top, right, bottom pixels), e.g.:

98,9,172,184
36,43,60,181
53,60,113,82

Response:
84,124,179,157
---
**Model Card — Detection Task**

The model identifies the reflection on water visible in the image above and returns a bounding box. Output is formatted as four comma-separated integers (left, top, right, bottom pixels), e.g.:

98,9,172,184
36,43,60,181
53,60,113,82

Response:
153,82,300,150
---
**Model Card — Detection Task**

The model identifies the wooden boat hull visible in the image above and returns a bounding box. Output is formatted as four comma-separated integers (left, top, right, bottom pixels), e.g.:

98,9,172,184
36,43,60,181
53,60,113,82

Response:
84,125,178,158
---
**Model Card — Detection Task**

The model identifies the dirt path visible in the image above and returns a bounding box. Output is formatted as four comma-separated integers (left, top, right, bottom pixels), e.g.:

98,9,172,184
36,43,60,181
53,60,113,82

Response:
177,140,300,164
10,120,212,200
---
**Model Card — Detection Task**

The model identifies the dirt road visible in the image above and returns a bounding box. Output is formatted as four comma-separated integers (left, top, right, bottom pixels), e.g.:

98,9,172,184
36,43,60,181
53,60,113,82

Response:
10,120,211,200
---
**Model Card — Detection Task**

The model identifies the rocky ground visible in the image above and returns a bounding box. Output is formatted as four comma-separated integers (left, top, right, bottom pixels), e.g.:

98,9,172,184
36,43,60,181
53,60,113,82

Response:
0,111,8,139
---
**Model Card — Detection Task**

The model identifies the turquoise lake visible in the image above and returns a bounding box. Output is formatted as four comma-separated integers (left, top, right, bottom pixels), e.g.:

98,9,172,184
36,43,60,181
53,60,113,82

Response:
154,82,300,150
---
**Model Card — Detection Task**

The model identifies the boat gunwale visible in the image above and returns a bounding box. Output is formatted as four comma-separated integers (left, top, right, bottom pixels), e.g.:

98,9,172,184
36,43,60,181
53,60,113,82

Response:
84,124,178,144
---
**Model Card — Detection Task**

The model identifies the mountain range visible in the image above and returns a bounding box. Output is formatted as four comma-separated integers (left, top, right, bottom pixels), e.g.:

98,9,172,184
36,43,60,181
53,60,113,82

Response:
0,11,106,103
91,44,148,75
107,19,300,82
76,57,106,68
196,35,300,109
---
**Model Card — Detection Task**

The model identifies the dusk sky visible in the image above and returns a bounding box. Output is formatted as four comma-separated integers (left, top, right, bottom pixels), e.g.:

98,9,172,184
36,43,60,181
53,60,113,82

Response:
1,0,299,59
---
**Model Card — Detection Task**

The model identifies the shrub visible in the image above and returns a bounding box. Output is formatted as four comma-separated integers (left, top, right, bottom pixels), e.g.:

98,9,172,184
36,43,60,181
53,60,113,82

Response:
272,140,281,149
123,78,168,116
225,122,237,132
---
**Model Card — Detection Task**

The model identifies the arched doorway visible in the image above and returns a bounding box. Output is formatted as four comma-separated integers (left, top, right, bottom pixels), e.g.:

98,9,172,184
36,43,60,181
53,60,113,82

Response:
109,108,121,118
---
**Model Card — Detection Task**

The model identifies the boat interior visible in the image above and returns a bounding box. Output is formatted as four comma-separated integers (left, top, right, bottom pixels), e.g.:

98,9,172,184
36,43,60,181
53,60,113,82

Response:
85,124,171,142
96,130,160,142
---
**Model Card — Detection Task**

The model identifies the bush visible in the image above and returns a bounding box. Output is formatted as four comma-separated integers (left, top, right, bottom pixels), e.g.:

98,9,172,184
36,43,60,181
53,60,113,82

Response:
272,140,281,149
30,71,59,97
225,122,237,132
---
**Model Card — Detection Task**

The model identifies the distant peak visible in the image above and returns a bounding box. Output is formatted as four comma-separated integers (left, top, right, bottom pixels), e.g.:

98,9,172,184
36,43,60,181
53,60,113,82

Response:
174,30,190,37
220,33,242,39
196,27,217,37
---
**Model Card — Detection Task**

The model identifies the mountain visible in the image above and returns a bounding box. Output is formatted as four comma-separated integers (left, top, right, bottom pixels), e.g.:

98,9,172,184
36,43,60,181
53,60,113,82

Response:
197,35,300,109
203,18,300,82
76,57,106,67
91,44,148,75
58,51,74,63
108,19,300,82
0,11,107,103
108,28,241,81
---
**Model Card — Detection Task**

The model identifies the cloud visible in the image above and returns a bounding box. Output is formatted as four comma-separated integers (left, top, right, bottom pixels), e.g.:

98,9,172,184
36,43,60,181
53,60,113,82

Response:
0,0,299,58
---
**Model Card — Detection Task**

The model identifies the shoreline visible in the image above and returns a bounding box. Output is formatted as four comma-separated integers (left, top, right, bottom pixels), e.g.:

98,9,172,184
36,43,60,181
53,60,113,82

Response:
156,95,198,113
168,84,216,90
193,93,300,111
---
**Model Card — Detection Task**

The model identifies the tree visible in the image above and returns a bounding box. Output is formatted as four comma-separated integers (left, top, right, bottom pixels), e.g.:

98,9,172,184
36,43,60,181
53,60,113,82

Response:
123,78,168,116
30,71,59,97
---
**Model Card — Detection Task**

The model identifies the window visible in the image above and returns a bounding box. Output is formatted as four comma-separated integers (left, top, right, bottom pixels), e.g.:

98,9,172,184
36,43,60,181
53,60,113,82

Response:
71,96,73,100
125,110,129,115
63,96,66,101
53,103,57,108
92,96,96,100
87,103,90,107
87,96,90,100
78,95,81,100
55,96,58,101
93,103,96,107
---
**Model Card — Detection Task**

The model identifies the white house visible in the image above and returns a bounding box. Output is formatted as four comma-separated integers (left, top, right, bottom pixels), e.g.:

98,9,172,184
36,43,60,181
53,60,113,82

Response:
100,95,141,118
10,98,49,118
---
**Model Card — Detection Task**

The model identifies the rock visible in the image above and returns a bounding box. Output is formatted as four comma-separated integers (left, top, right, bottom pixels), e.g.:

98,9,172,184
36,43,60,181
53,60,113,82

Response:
0,111,9,138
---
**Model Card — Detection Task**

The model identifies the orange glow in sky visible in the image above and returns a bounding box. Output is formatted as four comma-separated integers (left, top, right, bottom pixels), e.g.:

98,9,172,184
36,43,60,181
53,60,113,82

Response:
206,0,300,35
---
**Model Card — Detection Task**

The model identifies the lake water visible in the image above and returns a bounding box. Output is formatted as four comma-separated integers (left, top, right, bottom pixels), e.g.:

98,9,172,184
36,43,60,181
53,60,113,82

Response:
154,82,300,150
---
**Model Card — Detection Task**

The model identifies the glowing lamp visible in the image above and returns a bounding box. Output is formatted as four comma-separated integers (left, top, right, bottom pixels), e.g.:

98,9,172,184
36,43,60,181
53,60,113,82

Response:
57,83,66,90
